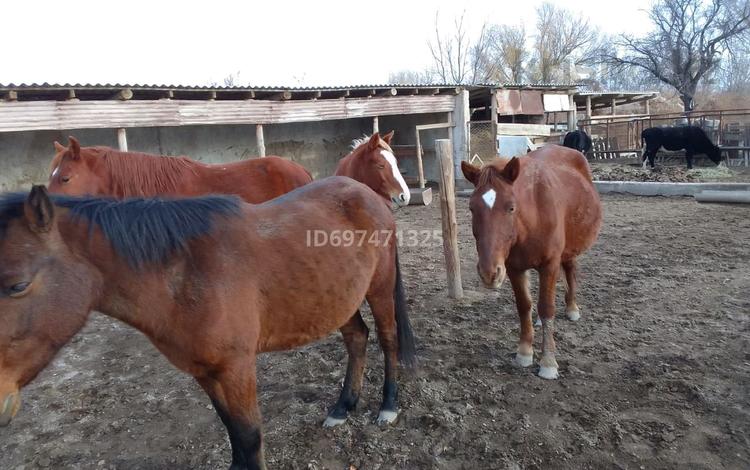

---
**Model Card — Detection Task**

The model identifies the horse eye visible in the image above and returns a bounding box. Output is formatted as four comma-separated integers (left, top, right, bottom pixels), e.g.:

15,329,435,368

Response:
376,164,386,170
8,282,31,297
508,206,516,213
61,176,71,183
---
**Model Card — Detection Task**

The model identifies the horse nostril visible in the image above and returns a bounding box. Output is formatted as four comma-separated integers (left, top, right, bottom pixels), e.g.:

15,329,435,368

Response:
400,194,406,202
495,266,502,280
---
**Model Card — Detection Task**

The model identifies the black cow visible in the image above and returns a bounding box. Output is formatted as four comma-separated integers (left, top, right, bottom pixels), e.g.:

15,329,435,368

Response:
641,126,722,169
563,130,593,155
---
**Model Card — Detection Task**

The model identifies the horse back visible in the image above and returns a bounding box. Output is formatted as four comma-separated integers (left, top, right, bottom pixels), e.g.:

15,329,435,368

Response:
202,156,312,203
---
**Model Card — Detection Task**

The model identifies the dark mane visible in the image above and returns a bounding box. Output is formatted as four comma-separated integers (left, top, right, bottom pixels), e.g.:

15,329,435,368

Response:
88,147,198,196
0,192,241,268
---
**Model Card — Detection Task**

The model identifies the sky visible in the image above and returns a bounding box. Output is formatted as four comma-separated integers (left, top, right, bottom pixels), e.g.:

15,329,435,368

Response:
2,0,653,87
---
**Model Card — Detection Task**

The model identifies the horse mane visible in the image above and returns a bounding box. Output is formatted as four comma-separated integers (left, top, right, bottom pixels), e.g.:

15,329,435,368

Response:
85,147,198,196
350,134,393,153
0,192,241,268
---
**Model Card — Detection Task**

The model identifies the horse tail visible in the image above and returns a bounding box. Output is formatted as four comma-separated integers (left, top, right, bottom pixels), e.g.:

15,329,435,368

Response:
394,248,417,369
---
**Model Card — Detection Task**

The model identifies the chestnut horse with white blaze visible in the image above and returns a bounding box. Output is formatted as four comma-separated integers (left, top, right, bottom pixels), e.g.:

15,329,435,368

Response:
0,179,415,470
48,136,312,202
461,145,602,380
335,131,411,206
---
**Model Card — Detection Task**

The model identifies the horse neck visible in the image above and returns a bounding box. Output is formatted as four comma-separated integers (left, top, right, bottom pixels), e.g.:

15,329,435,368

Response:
99,149,198,197
338,148,379,189
57,212,175,336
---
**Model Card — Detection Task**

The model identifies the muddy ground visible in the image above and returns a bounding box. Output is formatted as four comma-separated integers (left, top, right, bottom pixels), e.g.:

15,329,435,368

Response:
590,161,750,183
1,194,749,470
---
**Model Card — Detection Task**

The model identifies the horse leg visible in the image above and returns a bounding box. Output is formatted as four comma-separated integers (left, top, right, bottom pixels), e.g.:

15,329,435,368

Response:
686,152,694,170
562,259,580,321
366,291,400,425
323,311,369,427
509,269,534,367
537,264,560,380
198,361,266,470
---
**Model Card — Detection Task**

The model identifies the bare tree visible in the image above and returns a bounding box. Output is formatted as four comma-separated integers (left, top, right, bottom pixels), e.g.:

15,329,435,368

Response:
608,0,750,110
387,70,434,84
485,24,528,83
532,3,601,83
428,11,491,84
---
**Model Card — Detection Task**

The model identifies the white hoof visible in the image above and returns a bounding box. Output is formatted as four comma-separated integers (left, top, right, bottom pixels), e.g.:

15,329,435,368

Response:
513,353,534,368
566,308,581,322
534,317,542,327
538,366,559,380
323,415,347,427
377,410,399,425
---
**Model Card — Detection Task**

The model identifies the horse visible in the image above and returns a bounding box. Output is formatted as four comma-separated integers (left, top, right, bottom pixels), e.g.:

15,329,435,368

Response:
641,126,722,169
48,136,312,202
562,129,592,155
461,145,602,380
0,179,416,470
335,131,411,206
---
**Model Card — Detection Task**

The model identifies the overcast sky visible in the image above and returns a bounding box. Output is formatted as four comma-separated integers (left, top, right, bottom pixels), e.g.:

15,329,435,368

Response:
2,0,653,87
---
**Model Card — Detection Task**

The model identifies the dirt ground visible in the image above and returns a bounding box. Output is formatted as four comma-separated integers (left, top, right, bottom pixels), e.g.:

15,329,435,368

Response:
590,161,750,183
1,194,749,470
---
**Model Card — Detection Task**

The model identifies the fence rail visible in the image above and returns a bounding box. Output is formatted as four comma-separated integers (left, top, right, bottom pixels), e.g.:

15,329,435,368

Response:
578,109,750,162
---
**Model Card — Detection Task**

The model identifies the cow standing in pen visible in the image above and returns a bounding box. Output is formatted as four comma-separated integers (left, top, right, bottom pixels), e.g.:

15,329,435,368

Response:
641,126,722,169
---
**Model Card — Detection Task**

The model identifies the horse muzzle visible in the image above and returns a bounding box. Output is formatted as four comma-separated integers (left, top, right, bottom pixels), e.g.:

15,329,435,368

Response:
392,192,410,207
478,264,506,289
0,391,21,427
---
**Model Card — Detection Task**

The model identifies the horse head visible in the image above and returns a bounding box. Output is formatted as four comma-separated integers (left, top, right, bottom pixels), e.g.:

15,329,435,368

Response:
0,186,99,426
461,157,521,289
48,136,106,196
347,132,410,207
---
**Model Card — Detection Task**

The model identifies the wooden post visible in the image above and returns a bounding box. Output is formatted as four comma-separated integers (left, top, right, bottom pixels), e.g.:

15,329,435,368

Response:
373,116,379,133
611,98,617,116
490,90,498,156
567,94,577,131
645,99,650,115
256,124,266,157
116,128,128,152
435,139,463,299
415,128,425,189
585,96,592,134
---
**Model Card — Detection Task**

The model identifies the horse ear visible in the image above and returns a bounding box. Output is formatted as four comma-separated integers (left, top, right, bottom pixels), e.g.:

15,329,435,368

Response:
367,132,381,151
24,185,55,233
382,130,395,145
54,141,66,153
461,161,481,186
68,136,81,160
501,157,521,183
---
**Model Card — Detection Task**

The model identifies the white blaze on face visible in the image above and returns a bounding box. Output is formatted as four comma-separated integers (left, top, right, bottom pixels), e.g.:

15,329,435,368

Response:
482,189,496,209
381,149,410,205
51,166,60,178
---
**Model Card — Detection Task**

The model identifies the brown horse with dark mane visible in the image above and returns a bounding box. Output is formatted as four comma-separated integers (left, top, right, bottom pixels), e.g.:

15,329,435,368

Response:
0,179,415,470
461,145,602,380
48,136,312,201
335,131,411,206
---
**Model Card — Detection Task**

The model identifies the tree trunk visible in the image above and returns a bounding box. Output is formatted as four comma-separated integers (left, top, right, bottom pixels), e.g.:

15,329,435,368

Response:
680,93,694,112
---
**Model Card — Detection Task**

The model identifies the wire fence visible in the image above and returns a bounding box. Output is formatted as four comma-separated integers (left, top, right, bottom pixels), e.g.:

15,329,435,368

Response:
469,121,496,162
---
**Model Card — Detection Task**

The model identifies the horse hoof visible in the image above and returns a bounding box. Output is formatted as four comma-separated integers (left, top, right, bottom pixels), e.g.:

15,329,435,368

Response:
323,415,347,427
538,366,559,380
534,317,542,327
376,410,399,425
566,309,581,321
513,353,534,368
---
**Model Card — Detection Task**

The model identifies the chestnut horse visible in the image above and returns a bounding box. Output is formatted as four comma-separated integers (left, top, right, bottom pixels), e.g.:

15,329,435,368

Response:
48,136,312,202
0,179,415,470
335,131,411,206
461,145,602,380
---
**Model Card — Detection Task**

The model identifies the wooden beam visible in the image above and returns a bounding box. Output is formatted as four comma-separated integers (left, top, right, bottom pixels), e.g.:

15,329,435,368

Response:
268,91,292,101
373,116,379,133
256,124,266,157
116,128,128,152
418,88,439,95
162,90,174,100
112,88,133,101
416,122,453,131
336,90,350,99
244,91,256,100
2,90,18,101
490,91,498,156
611,97,616,115
567,94,577,130
415,128,425,189
436,139,463,299
377,88,397,97
67,89,77,101
208,91,217,101
645,99,650,114
438,87,461,95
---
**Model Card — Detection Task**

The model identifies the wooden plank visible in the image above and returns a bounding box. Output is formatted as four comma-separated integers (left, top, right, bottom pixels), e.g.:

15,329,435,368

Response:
496,123,551,136
435,139,463,299
268,91,292,101
256,124,265,157
0,95,456,132
372,116,379,133
3,90,18,101
416,122,453,131
378,88,397,97
116,128,128,151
